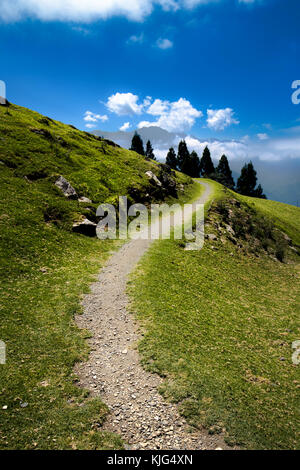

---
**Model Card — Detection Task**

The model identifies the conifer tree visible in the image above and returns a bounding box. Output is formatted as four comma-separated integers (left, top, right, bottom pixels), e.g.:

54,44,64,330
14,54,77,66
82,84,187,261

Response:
145,140,156,160
254,184,267,199
236,162,266,198
236,162,257,196
199,146,215,177
130,132,145,156
216,154,235,189
165,147,178,170
177,140,190,171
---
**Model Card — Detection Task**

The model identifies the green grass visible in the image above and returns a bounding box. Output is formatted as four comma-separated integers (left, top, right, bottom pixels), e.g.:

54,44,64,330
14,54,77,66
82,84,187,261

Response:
0,164,123,449
0,103,197,449
236,195,300,246
129,181,300,450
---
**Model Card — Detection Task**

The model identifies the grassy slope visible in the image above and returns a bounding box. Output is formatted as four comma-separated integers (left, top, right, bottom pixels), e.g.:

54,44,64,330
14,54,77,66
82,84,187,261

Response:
236,195,300,246
129,179,300,450
0,103,195,449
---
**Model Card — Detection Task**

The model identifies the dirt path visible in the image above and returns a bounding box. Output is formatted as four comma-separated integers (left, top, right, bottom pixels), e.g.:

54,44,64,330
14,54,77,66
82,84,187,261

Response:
75,182,231,450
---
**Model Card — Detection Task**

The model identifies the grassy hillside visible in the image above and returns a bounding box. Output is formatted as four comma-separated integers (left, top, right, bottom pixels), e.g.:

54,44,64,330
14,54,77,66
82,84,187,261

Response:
237,195,300,246
129,180,300,450
0,103,196,449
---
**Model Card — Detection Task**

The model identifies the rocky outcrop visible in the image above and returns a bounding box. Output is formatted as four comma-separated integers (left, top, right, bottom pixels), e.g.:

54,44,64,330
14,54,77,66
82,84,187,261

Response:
158,165,177,197
145,171,162,187
206,198,298,262
30,128,53,140
72,218,97,237
55,176,78,199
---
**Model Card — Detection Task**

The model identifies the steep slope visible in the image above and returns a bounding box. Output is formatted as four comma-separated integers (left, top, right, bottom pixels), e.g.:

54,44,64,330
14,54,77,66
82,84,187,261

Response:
0,102,196,449
129,180,300,450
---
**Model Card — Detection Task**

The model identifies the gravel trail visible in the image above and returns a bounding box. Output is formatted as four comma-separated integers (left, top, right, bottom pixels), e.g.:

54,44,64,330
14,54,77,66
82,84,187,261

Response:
75,182,232,450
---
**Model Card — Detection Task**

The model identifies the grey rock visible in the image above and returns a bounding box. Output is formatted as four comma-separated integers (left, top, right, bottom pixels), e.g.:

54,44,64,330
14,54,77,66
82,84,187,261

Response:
145,171,162,187
72,218,97,237
225,224,235,235
78,197,92,204
282,232,292,245
55,176,78,199
205,233,218,241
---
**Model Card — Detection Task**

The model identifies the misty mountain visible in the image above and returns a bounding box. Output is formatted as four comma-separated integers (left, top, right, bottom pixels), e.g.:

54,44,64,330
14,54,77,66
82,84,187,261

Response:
93,126,185,151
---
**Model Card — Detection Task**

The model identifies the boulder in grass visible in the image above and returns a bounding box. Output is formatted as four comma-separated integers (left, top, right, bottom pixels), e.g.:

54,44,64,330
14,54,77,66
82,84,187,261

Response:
205,233,218,241
72,218,97,237
55,176,78,199
145,171,162,187
78,197,92,204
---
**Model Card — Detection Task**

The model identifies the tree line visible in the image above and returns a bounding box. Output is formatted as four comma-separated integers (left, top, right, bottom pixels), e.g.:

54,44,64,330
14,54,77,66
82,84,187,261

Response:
130,132,266,199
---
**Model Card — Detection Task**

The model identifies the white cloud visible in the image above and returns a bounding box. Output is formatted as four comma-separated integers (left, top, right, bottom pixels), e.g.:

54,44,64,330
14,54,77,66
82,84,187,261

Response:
83,110,108,128
0,0,154,22
139,97,202,132
106,92,144,115
120,122,131,131
127,32,144,44
156,38,173,49
183,135,248,161
147,99,169,115
0,1,262,23
72,26,91,35
207,108,239,131
257,133,269,141
143,96,152,107
182,0,218,7
181,134,300,163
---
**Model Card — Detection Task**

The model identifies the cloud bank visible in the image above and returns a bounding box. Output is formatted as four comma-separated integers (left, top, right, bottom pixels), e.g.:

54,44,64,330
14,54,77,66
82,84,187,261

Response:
0,0,262,23
105,92,241,133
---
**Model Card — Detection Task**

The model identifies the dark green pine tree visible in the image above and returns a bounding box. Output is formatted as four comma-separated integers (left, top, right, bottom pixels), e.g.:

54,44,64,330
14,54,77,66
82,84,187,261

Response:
177,140,190,171
165,147,178,170
145,140,156,160
236,162,265,198
181,153,192,176
181,150,200,177
130,132,145,156
199,146,215,177
254,184,267,199
190,151,201,177
216,154,235,189
236,162,257,196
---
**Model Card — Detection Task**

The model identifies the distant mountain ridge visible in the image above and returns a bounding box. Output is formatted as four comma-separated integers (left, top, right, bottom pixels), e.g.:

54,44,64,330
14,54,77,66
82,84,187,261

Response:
93,126,184,151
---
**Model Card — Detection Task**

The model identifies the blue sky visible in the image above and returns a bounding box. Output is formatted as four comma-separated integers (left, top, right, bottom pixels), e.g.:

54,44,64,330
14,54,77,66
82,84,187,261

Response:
0,0,300,162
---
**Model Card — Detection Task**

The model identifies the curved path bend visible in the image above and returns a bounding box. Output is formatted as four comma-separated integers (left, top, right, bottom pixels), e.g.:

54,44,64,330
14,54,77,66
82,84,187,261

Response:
75,182,232,450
